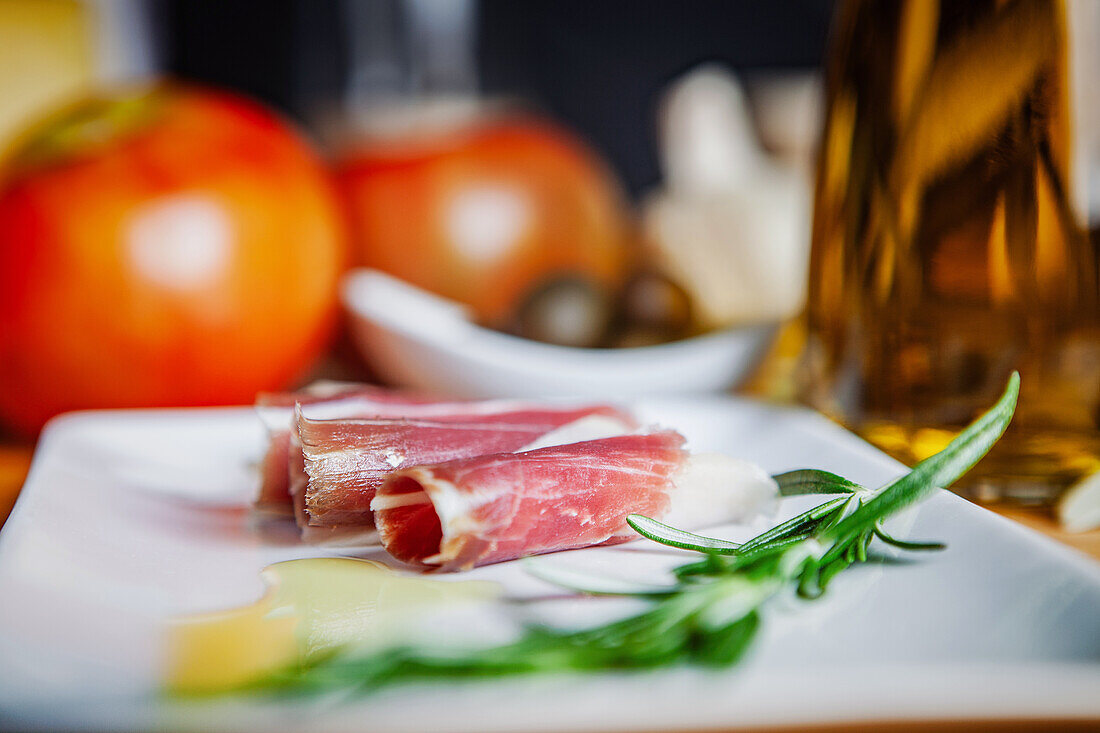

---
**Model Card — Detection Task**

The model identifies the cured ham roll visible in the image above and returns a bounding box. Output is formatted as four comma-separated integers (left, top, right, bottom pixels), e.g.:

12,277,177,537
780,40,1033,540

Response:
371,432,778,571
255,383,441,512
255,381,630,512
296,406,636,544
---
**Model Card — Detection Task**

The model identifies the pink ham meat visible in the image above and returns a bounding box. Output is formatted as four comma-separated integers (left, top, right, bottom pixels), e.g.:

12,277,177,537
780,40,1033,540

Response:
372,431,687,571
297,404,635,543
255,383,441,512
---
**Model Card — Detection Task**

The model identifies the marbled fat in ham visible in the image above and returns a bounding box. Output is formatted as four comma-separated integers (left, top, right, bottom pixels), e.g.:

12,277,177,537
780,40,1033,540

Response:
255,382,627,513
372,431,688,571
254,383,443,512
253,384,777,562
297,405,636,542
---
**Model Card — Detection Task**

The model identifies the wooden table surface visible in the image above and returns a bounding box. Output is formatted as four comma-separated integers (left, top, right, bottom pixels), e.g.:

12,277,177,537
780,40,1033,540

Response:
0,444,31,529
2,440,1098,560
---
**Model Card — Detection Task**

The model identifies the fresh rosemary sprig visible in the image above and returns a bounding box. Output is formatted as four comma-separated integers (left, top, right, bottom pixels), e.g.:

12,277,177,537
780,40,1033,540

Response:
236,373,1019,697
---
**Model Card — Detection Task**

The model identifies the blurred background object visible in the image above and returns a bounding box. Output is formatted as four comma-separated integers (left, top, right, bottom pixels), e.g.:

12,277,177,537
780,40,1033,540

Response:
163,0,830,354
0,0,156,152
1058,469,1100,533
340,268,777,399
0,86,345,435
160,0,832,191
0,0,92,150
1069,0,1100,231
801,0,1100,504
327,2,821,349
744,70,823,177
0,445,31,525
0,0,833,437
641,65,812,331
335,114,631,345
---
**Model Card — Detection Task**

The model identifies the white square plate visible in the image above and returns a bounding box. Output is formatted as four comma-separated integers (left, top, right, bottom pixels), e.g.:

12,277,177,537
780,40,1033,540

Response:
1,398,1099,732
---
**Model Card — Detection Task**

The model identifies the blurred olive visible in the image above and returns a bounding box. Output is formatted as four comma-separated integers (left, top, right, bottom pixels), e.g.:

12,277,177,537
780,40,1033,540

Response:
512,276,616,348
610,327,679,349
617,271,694,339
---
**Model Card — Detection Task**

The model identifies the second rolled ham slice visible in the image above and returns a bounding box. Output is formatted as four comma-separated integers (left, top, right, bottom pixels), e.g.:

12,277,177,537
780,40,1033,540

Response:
372,431,778,571
297,405,636,544
255,383,443,511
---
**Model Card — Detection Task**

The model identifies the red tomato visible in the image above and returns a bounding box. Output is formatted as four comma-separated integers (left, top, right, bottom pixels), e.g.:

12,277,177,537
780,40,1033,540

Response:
335,116,629,326
0,85,346,435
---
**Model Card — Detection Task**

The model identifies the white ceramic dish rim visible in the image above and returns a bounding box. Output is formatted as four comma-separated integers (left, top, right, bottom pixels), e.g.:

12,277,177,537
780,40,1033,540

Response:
341,268,779,363
340,268,778,385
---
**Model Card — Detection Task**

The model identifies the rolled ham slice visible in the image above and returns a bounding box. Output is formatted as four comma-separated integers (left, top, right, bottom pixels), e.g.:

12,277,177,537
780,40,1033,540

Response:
255,381,628,514
297,405,636,544
372,432,778,571
255,383,442,512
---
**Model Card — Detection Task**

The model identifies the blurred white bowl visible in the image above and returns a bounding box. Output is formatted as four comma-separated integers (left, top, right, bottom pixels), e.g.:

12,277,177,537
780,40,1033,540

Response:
342,269,777,399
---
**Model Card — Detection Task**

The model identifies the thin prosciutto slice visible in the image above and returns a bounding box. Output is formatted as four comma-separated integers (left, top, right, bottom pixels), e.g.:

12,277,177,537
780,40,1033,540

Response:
372,432,689,571
372,432,780,571
297,405,636,544
255,383,441,511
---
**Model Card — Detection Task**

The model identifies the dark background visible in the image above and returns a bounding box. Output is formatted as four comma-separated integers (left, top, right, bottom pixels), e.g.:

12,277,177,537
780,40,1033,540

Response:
162,0,832,197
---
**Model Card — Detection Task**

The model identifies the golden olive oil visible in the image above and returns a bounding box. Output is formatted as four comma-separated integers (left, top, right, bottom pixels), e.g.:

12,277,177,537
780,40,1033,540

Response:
166,558,498,694
802,0,1100,501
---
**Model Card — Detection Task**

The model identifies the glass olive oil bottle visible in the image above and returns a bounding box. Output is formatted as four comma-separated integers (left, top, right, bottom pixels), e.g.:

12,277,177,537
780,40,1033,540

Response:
802,0,1100,501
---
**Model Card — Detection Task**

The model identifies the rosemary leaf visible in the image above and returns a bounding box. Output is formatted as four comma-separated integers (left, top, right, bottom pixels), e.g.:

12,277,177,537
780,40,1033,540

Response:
796,563,823,599
626,514,742,554
856,533,869,563
737,495,849,552
773,469,864,496
873,525,946,551
826,371,1018,547
817,555,851,591
692,611,759,666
